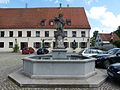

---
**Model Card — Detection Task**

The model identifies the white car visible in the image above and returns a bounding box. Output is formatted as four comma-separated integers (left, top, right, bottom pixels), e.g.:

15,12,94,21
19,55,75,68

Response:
79,48,103,57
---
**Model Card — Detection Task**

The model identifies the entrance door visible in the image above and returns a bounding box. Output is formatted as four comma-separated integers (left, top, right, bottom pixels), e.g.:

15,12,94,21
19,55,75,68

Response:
20,42,28,50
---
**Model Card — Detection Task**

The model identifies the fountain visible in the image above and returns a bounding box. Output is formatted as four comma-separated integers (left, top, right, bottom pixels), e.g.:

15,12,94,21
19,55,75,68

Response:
8,14,107,88
22,13,96,79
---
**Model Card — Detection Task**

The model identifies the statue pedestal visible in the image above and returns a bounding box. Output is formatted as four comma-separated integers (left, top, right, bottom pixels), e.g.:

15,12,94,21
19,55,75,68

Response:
52,49,67,59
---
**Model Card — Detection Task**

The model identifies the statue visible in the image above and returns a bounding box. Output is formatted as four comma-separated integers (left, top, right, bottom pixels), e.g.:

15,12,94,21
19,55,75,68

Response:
54,14,65,49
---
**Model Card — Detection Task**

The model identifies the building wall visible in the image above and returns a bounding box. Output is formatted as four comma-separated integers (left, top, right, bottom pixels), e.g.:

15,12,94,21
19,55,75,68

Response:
0,29,90,53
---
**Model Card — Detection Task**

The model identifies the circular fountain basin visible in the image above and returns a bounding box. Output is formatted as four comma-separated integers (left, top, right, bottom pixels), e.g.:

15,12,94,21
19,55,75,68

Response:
22,54,96,79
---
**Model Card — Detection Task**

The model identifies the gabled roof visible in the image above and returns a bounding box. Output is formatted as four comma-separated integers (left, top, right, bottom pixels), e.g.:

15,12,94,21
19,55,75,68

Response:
0,7,91,29
99,33,120,41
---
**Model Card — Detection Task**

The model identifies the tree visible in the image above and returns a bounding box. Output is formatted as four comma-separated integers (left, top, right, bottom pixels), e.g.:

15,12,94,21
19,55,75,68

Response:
112,26,120,48
91,31,99,46
112,40,120,48
13,39,19,53
114,26,120,38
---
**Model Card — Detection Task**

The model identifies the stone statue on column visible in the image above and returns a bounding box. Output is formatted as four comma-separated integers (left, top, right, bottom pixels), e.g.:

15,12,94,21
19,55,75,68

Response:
54,13,65,49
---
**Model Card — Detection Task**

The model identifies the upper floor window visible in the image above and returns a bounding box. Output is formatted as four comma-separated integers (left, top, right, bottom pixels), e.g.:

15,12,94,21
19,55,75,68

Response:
36,31,40,37
66,19,71,26
9,31,13,37
0,42,4,48
27,31,31,37
45,31,49,37
18,31,22,37
0,31,5,37
81,31,86,37
72,31,76,37
40,19,46,26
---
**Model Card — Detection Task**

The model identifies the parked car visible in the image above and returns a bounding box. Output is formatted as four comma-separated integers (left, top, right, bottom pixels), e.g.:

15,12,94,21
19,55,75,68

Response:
37,48,49,55
107,63,120,80
22,47,35,54
95,48,120,68
79,48,103,57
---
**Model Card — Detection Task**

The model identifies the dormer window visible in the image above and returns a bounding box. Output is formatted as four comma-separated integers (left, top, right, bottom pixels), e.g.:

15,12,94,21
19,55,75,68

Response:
49,20,54,26
66,19,71,26
40,19,46,26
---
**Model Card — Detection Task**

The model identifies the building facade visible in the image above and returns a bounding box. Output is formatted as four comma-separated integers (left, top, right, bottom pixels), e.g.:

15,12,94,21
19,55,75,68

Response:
0,7,91,53
95,33,120,50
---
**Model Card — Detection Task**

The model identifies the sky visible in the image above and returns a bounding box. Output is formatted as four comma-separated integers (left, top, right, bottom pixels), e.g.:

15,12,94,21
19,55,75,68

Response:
0,0,120,37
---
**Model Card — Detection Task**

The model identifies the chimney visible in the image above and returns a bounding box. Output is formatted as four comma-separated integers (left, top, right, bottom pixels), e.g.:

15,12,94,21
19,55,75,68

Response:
67,4,69,7
25,3,28,8
59,3,62,9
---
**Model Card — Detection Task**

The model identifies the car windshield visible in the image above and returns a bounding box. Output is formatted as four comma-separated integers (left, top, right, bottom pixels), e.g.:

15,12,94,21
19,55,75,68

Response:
79,49,84,54
107,48,120,55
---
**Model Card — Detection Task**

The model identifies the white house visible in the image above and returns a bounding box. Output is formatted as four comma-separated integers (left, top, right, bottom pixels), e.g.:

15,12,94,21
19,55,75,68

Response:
95,33,120,50
0,7,91,53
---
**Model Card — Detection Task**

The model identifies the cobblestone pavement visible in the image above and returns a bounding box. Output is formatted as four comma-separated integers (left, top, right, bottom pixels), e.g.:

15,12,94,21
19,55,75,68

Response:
0,52,120,90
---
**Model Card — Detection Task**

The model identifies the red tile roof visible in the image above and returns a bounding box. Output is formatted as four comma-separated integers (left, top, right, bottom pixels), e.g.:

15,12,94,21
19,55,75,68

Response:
0,7,91,29
99,33,120,41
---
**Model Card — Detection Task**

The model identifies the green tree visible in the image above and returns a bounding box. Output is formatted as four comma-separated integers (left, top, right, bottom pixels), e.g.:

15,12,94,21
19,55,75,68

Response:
91,31,99,46
13,39,19,53
112,40,120,48
13,44,19,53
114,26,120,38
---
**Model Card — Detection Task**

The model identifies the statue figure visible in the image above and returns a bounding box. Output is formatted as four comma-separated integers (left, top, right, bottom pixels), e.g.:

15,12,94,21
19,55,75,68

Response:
54,14,65,49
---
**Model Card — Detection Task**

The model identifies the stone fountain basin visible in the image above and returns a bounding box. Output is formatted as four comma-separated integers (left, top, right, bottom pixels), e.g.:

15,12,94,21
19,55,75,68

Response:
22,55,96,79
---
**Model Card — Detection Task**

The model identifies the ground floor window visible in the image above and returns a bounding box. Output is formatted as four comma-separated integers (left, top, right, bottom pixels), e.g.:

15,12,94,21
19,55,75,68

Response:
34,42,41,48
80,42,87,48
9,42,13,48
64,42,69,48
0,42,4,48
44,42,50,48
20,42,28,50
70,41,78,49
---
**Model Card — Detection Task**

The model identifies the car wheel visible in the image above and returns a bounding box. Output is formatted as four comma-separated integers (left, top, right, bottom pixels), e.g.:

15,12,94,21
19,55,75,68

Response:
104,60,110,69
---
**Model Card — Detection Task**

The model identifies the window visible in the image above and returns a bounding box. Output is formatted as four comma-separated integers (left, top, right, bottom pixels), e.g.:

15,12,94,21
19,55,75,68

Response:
27,31,31,37
64,42,69,48
72,31,76,37
49,20,54,26
81,31,86,37
18,31,22,37
36,31,40,37
64,31,67,37
34,42,41,48
70,42,78,49
0,42,4,48
9,31,13,37
45,31,49,37
44,42,50,48
40,20,45,26
0,31,4,37
80,42,87,48
9,42,13,48
66,19,71,26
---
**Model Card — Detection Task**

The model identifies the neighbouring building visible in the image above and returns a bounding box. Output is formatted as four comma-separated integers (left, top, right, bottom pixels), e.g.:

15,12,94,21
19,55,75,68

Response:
0,7,91,53
95,33,120,50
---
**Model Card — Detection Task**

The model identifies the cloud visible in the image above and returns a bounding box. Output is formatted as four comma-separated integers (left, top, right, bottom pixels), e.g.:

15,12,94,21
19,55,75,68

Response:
0,0,10,4
84,0,99,5
87,6,120,37
48,0,75,3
